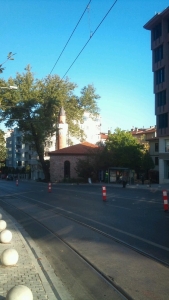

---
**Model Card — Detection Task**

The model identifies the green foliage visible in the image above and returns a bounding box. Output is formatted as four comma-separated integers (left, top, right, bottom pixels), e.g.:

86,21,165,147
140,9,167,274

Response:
105,128,144,170
75,128,154,180
75,147,106,181
0,129,6,162
140,151,155,173
0,52,16,74
0,66,100,180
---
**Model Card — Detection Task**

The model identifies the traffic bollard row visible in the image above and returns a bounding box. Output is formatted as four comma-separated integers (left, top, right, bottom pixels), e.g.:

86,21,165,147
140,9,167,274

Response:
0,213,33,299
102,186,107,201
162,190,169,211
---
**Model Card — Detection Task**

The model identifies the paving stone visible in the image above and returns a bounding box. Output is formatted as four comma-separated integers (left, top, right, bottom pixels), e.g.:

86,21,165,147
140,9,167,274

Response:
0,209,56,300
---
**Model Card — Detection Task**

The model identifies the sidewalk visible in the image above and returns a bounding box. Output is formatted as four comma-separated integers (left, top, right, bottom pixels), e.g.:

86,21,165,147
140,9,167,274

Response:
87,181,169,191
0,208,72,300
111,182,169,190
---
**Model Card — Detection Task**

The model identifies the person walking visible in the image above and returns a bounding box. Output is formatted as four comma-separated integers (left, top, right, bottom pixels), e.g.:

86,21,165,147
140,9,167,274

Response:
141,174,145,185
122,174,127,188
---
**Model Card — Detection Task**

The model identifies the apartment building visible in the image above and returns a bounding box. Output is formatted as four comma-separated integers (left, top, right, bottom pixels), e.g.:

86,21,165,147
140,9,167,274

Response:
144,7,169,183
70,112,102,145
5,111,102,180
5,128,47,179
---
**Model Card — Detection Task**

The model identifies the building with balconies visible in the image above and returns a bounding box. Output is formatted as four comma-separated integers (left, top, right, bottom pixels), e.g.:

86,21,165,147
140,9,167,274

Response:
144,7,169,183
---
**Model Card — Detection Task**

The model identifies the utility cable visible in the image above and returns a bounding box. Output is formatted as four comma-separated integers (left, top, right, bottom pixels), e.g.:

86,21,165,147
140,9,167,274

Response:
61,0,118,79
49,0,92,75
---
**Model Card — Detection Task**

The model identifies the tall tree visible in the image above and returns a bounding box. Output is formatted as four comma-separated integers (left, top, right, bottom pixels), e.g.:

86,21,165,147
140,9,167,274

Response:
105,128,144,171
0,130,6,162
0,66,100,180
0,52,16,74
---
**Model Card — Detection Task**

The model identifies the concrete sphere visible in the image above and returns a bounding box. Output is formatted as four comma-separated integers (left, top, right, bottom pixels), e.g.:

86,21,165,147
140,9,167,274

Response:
0,220,7,232
6,285,33,300
1,248,19,266
0,229,12,243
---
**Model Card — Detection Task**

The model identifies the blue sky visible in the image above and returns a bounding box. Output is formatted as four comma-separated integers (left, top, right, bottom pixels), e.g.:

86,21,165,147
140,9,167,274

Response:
1,0,169,133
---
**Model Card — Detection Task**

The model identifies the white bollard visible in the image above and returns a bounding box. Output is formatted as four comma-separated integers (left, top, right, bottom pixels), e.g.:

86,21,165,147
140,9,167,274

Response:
0,229,12,243
0,213,3,219
6,285,33,300
0,220,7,232
1,248,19,266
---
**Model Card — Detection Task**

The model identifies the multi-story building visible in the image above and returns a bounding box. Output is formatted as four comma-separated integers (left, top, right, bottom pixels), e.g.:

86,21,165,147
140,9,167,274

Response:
5,127,55,179
70,111,102,145
144,7,169,183
4,110,103,180
130,126,156,149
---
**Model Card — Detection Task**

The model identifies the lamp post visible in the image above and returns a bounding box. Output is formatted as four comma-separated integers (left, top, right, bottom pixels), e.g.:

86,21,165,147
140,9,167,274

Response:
0,86,18,90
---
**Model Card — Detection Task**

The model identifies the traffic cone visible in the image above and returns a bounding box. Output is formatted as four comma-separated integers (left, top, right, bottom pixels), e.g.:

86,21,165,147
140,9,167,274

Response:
162,190,168,211
102,186,106,201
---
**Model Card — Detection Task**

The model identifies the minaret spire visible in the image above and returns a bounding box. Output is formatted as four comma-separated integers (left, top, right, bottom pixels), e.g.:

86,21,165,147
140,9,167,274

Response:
57,107,68,149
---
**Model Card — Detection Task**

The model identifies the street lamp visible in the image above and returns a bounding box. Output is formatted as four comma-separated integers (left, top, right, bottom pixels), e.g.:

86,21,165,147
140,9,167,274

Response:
0,86,18,90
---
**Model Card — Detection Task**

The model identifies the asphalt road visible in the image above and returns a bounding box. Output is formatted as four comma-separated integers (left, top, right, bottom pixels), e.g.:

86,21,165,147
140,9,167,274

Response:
0,180,169,300
1,180,169,262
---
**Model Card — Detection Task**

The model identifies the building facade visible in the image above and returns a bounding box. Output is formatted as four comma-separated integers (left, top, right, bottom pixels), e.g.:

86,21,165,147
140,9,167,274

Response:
4,109,102,180
144,7,169,183
5,128,50,180
49,142,98,182
70,112,102,145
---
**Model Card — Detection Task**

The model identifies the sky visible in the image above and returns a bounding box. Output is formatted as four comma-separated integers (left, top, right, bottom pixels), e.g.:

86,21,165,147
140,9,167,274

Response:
0,0,169,133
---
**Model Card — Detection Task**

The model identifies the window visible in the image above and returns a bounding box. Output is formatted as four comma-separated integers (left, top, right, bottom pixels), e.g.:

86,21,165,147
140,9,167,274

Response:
155,143,159,152
164,160,169,178
64,160,70,178
153,23,162,40
155,157,159,165
156,68,165,84
156,90,166,106
158,113,168,129
154,45,163,63
165,140,169,152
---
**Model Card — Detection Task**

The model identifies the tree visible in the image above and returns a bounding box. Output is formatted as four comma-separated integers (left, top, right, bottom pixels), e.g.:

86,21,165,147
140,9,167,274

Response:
75,129,155,182
105,128,144,171
0,66,100,180
140,150,154,178
0,52,16,74
0,129,6,163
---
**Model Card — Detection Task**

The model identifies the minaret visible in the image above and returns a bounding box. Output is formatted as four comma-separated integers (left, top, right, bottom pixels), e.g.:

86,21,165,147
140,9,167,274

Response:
57,107,68,149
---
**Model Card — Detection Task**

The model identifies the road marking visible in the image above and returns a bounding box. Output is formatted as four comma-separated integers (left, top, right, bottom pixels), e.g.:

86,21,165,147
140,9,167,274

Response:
108,203,131,210
8,194,169,253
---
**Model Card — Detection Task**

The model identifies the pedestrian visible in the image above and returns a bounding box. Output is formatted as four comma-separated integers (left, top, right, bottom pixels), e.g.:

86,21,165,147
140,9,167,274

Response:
122,174,127,188
149,177,151,187
141,175,144,185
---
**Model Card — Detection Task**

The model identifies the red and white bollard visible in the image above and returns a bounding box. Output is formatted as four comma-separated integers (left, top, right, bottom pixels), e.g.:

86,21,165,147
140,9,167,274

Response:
162,190,168,211
102,186,106,201
16,179,18,186
48,182,52,193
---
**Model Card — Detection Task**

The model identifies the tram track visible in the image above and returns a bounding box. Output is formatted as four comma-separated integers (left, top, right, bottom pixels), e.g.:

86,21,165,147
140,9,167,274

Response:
6,191,169,267
0,195,130,300
1,183,169,300
0,187,169,268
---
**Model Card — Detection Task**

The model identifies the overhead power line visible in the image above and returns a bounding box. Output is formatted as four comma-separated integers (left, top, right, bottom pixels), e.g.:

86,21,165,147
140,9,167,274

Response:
49,0,92,75
61,0,118,79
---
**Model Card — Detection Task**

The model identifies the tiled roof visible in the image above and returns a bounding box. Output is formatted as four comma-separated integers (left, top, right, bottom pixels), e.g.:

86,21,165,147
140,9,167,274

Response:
131,127,156,135
49,141,98,156
100,133,108,140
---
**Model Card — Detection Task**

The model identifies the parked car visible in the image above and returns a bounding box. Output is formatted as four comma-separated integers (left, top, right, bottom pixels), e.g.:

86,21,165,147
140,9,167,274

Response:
6,175,13,181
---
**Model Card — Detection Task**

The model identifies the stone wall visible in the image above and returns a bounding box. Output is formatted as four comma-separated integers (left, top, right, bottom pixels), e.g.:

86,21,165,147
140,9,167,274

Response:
50,155,86,182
